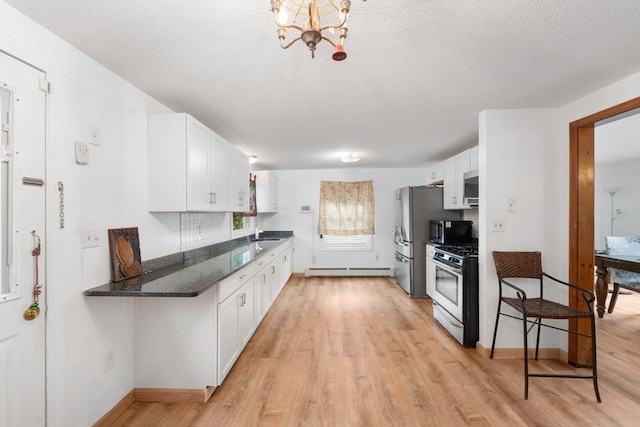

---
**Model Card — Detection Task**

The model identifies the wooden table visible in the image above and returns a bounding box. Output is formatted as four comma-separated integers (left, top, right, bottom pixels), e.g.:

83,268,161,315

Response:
594,254,640,318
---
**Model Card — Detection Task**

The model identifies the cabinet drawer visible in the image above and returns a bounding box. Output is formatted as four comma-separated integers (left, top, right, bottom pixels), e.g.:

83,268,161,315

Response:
219,263,256,303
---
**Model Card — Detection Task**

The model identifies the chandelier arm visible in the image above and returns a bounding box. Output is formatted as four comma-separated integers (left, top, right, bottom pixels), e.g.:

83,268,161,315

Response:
320,35,338,48
272,15,305,32
318,14,347,32
280,36,303,49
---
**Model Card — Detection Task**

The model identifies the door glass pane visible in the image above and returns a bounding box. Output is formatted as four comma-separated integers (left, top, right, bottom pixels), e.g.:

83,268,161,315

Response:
435,267,458,305
1,88,11,295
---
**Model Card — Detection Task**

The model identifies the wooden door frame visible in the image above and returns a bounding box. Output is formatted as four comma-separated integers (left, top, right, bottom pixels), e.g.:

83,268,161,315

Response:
568,96,640,366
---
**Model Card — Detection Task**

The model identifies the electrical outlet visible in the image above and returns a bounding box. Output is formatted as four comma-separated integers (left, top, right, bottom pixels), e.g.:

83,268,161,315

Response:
82,228,101,248
492,220,506,232
103,349,114,372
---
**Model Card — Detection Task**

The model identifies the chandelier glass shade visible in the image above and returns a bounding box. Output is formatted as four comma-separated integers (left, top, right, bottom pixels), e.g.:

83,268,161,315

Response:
270,0,351,61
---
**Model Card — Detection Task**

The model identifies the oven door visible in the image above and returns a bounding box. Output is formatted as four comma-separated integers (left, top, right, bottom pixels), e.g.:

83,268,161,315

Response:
432,259,464,322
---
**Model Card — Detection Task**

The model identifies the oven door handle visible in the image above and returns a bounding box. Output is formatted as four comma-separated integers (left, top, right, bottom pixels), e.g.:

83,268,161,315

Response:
432,259,463,275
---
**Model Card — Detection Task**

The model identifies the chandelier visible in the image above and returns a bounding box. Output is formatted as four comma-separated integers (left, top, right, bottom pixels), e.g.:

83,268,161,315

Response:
269,0,354,61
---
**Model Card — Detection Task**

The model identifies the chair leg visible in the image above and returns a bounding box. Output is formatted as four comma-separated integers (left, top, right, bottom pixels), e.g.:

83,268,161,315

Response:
522,313,529,399
490,299,503,359
607,283,620,314
534,318,542,361
590,314,602,402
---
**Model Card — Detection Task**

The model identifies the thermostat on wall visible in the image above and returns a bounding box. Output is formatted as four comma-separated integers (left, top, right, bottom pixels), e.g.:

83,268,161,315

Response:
300,205,312,213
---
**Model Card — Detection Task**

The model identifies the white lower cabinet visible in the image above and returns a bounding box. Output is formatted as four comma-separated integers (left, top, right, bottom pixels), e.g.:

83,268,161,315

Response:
134,238,294,394
134,287,218,391
218,275,256,383
280,245,294,290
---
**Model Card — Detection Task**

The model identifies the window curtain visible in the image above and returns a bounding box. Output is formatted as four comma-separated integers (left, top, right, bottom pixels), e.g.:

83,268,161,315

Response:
317,180,375,236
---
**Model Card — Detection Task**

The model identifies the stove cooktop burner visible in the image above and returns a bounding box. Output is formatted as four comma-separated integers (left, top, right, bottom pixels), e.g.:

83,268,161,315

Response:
436,245,478,257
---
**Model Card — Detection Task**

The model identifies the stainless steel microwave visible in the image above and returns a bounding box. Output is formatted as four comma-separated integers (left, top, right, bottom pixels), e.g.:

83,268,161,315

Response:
429,220,474,245
463,169,479,206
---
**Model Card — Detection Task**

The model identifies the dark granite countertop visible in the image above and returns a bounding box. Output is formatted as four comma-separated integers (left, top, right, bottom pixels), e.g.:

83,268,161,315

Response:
83,231,293,297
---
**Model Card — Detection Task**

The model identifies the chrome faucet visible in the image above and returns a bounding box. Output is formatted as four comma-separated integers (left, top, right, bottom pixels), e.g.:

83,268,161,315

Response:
255,227,263,240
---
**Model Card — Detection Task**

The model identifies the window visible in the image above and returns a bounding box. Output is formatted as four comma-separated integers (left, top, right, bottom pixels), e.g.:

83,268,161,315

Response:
321,234,372,251
1,88,12,295
317,180,375,236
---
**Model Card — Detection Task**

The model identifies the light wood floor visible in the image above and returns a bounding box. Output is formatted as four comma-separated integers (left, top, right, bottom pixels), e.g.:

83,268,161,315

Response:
108,276,640,426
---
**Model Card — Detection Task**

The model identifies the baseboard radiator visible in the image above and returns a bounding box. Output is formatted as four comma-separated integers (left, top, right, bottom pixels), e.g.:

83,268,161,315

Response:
304,267,394,277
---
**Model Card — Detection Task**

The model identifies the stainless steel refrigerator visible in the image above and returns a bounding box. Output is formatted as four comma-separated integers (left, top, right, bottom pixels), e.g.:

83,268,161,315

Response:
393,186,462,298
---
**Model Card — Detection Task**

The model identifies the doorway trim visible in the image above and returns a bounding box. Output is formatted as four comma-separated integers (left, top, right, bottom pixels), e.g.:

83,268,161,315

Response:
568,96,640,366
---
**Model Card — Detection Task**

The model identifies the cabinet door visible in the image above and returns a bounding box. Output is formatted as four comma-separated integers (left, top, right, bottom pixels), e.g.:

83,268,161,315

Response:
280,246,293,290
469,145,479,171
443,156,458,209
255,171,279,213
226,146,239,211
209,134,227,211
456,150,471,209
426,163,444,185
237,151,250,212
443,151,472,210
218,290,241,382
186,117,213,211
261,270,272,316
239,279,256,346
270,174,279,212
269,262,280,301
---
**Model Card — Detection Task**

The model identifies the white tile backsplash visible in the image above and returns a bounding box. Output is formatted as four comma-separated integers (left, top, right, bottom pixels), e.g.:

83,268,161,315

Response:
180,212,231,251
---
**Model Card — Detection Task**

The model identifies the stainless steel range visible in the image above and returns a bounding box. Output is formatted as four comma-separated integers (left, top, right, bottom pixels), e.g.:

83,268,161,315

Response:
430,244,479,348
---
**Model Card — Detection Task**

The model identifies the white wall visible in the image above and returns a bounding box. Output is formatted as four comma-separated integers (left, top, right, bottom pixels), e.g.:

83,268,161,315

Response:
478,72,640,351
478,109,555,349
2,3,179,426
594,160,640,250
257,168,427,272
3,2,639,424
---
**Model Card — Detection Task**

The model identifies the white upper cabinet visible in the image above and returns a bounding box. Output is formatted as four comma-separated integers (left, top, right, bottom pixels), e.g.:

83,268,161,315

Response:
226,145,250,212
469,145,479,171
426,162,444,185
443,149,472,210
148,113,228,212
208,132,228,211
254,170,279,213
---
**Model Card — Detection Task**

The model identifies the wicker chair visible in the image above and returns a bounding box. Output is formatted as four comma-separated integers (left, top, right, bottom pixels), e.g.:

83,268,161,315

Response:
490,251,601,402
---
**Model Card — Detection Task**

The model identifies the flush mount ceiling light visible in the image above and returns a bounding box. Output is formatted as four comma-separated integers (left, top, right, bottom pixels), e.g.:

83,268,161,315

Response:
341,152,360,163
249,155,258,164
269,0,361,61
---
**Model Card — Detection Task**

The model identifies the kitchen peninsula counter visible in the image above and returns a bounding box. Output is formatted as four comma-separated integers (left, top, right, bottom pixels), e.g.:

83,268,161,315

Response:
83,231,293,297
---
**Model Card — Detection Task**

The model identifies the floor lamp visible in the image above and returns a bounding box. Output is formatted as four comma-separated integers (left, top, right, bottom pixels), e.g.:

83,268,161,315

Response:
603,186,621,236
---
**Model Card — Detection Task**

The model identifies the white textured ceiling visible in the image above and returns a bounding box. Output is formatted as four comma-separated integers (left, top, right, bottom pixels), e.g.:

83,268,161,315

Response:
5,0,640,170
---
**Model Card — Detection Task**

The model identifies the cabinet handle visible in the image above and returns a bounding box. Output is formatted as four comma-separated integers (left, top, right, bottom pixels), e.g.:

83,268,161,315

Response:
238,197,244,207
452,196,457,205
240,274,246,280
271,266,275,274
209,192,216,204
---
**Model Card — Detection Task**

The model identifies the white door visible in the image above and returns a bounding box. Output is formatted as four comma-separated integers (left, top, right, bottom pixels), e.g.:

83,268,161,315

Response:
0,52,47,426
